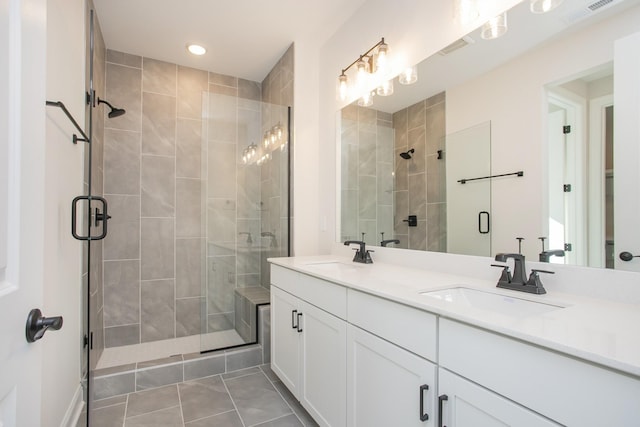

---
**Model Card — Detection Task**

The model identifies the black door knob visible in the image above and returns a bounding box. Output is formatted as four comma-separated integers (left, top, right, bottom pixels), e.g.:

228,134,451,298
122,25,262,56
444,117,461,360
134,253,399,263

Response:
619,251,640,262
25,308,63,343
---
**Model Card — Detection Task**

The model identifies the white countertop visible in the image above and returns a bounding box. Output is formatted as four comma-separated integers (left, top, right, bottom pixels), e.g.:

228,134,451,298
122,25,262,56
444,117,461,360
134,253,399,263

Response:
269,254,640,378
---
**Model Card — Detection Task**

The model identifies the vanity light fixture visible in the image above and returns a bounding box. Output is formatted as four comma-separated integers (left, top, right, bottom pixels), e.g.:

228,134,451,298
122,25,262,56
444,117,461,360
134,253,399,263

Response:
187,44,206,55
530,0,564,14
377,79,394,96
358,91,374,107
337,37,392,103
481,12,508,40
398,65,418,85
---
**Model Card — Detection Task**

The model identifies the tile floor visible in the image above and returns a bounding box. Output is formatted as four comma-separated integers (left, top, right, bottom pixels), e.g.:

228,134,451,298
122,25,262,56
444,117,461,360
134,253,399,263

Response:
82,365,318,427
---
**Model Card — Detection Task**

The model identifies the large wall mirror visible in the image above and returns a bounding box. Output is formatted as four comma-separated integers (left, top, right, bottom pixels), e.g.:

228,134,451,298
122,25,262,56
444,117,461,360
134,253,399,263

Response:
338,0,640,271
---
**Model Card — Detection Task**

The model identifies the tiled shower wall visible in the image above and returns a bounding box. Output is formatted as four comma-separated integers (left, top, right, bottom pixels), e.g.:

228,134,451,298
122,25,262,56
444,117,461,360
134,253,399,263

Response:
102,49,266,348
393,92,447,251
340,104,394,247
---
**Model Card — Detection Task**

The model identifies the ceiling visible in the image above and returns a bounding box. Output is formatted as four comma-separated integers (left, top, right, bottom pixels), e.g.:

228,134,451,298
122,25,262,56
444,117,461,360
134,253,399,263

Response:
92,0,367,82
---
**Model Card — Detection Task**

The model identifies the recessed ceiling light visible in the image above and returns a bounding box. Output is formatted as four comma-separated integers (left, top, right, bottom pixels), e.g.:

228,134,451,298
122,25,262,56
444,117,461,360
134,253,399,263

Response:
187,44,206,56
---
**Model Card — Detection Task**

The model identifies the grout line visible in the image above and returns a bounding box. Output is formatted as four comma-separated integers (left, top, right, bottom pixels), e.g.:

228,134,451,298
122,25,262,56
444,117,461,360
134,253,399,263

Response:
260,369,309,427
176,382,186,426
221,374,247,427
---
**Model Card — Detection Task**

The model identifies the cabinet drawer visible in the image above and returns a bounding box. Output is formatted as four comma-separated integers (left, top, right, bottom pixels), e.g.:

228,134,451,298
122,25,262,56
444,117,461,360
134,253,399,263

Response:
271,265,347,319
348,289,437,361
440,318,640,426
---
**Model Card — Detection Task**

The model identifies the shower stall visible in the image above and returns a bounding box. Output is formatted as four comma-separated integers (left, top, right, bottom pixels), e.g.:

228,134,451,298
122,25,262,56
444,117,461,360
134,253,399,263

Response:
81,4,293,424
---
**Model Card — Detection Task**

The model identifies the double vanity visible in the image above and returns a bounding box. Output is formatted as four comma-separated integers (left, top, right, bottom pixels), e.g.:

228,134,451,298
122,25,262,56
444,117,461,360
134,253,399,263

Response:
269,254,640,426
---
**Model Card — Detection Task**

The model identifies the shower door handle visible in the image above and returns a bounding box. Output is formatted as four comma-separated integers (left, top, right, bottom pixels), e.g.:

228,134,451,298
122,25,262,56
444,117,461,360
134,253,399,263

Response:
478,211,490,234
71,195,111,241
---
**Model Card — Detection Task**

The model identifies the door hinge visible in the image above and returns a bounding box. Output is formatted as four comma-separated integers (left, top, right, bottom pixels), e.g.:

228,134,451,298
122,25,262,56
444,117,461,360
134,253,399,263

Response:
564,243,573,252
90,331,94,350
83,334,89,348
563,125,571,134
563,184,572,192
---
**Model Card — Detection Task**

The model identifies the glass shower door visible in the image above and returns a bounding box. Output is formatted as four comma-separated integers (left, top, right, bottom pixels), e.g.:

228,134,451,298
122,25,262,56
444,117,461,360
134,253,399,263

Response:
201,91,290,353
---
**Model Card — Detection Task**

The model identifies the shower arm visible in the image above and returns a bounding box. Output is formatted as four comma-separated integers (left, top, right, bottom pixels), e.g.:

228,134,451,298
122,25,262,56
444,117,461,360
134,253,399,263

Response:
45,100,90,144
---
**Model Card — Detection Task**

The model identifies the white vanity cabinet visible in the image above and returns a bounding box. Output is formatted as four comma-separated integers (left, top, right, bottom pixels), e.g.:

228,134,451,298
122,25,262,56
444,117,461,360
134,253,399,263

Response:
270,267,347,427
437,369,559,427
347,324,436,426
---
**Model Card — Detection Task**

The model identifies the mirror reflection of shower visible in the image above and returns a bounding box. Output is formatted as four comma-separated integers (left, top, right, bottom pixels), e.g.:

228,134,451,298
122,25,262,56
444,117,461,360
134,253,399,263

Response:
97,97,126,118
399,148,415,159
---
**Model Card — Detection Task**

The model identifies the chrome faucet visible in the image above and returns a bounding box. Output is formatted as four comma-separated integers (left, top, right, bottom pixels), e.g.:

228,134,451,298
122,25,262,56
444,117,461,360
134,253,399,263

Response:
539,249,565,263
492,253,552,295
344,240,373,264
261,231,277,248
238,232,252,245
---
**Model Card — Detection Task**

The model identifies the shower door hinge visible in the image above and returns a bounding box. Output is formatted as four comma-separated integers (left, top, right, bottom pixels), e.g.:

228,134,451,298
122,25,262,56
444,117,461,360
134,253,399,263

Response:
90,331,94,350
563,125,571,134
564,243,573,252
83,334,89,348
563,184,572,192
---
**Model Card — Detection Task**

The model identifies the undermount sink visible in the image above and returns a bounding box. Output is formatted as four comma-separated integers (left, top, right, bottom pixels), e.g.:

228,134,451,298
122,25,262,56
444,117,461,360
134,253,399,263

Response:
305,261,363,272
420,287,565,317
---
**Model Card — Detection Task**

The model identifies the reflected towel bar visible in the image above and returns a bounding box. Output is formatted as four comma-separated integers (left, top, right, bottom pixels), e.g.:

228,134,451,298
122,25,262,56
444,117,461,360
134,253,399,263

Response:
458,170,523,184
46,100,90,144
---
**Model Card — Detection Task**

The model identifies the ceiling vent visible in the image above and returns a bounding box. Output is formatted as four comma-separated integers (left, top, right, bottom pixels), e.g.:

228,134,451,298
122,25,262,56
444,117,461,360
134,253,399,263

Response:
439,36,475,56
562,0,621,25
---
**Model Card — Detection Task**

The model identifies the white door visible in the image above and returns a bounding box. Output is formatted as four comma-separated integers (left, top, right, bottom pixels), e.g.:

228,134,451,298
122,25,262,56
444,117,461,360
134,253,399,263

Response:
614,31,640,272
0,0,47,426
347,325,436,427
270,286,301,394
438,369,559,427
300,300,347,427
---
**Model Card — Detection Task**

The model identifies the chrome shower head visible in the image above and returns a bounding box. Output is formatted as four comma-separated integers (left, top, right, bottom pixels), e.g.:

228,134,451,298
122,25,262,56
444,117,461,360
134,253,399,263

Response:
399,148,415,159
98,98,126,118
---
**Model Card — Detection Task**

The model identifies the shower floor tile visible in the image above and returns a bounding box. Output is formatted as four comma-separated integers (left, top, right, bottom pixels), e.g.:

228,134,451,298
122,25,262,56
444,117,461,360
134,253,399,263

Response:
86,364,318,427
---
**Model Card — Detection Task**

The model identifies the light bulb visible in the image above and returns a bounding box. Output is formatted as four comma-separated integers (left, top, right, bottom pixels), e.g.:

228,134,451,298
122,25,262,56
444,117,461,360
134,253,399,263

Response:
264,132,270,148
376,41,389,73
358,91,374,107
356,57,369,90
481,12,508,40
186,44,206,56
276,124,283,140
338,73,349,101
270,129,277,144
377,79,394,96
530,0,563,13
398,66,418,85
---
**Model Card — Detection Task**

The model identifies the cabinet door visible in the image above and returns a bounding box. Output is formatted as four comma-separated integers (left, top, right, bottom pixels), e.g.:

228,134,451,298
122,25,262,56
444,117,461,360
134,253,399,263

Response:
271,286,301,395
300,300,347,427
438,369,560,427
347,325,436,427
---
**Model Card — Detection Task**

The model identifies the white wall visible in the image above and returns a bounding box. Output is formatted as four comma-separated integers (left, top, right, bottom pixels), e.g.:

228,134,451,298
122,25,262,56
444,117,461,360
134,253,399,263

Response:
446,4,640,260
306,0,521,254
44,0,86,425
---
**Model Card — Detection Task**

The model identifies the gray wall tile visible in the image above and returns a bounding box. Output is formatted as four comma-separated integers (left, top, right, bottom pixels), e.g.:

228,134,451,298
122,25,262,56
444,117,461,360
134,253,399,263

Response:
104,129,140,195
176,118,202,179
105,62,141,131
103,195,140,261
183,354,225,381
141,279,175,342
176,178,202,237
142,92,176,156
207,256,236,314
136,363,183,391
176,238,203,298
106,49,141,68
208,142,236,199
225,346,263,372
176,297,201,337
209,72,237,87
103,260,140,327
207,199,237,243
178,66,208,119
141,218,174,280
238,79,261,100
105,324,140,347
143,58,176,96
141,155,175,217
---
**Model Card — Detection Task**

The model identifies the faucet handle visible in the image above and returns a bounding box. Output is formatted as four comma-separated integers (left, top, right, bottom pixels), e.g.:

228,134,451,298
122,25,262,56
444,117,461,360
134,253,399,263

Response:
491,263,512,284
525,269,553,294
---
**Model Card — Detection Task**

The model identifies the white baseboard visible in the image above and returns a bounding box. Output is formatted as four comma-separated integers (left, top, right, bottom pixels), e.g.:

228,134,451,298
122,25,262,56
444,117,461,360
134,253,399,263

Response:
60,384,84,427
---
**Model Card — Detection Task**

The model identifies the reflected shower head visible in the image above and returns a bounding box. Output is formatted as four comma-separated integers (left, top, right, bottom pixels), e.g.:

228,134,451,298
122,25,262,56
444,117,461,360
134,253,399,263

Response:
98,98,126,118
399,148,415,159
